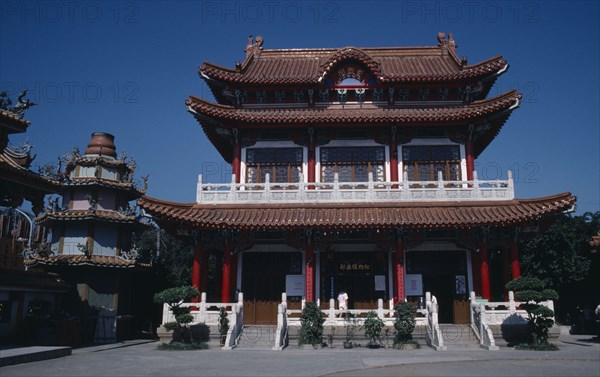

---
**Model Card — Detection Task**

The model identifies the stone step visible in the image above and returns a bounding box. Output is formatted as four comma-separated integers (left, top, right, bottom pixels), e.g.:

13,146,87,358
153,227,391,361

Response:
236,326,277,349
438,324,480,349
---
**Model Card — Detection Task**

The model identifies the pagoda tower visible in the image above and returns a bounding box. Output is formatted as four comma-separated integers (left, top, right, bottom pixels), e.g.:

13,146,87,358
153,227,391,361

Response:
26,132,152,343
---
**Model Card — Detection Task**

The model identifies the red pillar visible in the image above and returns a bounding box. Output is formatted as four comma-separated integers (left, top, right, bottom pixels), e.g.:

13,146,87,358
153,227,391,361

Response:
480,242,491,300
221,243,232,303
510,241,521,279
305,241,315,302
307,139,316,189
465,140,475,180
392,239,405,303
389,134,399,183
232,142,241,183
191,243,203,302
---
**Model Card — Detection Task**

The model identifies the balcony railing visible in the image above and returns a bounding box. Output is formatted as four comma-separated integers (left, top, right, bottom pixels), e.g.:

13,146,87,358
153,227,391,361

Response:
196,171,514,204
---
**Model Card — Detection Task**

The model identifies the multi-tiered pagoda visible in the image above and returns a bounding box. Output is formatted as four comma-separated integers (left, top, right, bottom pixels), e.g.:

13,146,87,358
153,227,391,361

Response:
25,132,151,342
139,34,575,324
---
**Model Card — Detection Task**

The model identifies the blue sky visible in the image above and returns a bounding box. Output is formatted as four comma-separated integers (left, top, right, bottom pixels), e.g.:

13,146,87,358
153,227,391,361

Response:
1,1,599,213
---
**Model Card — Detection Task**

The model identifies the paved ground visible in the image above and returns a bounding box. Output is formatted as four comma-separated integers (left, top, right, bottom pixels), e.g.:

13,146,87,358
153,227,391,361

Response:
1,334,598,377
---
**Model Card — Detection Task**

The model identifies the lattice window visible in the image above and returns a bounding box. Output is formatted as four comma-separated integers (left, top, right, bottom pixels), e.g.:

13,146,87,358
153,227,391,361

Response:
246,148,303,184
399,88,410,101
402,145,461,181
320,146,386,182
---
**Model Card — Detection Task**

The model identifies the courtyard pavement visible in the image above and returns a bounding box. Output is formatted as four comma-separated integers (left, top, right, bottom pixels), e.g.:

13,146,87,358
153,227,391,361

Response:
1,333,598,377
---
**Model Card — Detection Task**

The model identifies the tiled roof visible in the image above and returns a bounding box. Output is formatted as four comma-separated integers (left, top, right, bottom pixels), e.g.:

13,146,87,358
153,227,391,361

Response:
65,177,143,195
0,152,61,191
35,209,138,224
23,255,151,268
0,109,30,133
200,46,507,85
137,192,575,230
187,90,520,125
0,268,70,291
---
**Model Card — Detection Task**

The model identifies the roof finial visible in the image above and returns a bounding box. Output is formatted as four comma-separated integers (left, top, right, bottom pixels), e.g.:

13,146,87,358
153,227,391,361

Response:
244,35,264,59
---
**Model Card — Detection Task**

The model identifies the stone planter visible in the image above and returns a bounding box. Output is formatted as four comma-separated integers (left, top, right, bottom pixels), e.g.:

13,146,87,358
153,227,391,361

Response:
394,342,419,350
343,341,353,349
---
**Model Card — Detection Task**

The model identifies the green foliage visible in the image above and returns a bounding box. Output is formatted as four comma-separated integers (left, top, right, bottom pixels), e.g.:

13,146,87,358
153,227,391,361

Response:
520,212,599,290
153,286,199,306
506,277,558,346
363,311,385,345
515,342,559,351
343,312,359,342
157,341,208,350
133,228,195,287
218,307,230,336
394,301,417,342
298,301,324,346
154,285,200,344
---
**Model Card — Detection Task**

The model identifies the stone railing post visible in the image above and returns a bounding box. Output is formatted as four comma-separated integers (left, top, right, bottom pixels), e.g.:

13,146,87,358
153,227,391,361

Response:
301,298,306,310
199,292,207,323
473,171,480,199
329,299,336,320
389,299,394,317
377,299,384,319
469,291,476,325
333,173,340,200
507,170,515,199
298,173,305,200
508,291,516,314
367,172,374,199
264,173,271,202
196,174,203,203
162,303,170,325
437,171,444,199
229,174,237,202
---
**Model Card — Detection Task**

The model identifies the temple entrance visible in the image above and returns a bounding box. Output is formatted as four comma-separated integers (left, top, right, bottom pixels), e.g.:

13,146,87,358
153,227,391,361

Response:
241,251,302,325
320,250,387,309
406,249,469,324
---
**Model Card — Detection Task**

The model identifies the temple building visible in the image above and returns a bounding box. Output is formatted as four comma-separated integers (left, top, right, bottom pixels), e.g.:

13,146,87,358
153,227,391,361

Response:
25,132,153,343
138,34,575,324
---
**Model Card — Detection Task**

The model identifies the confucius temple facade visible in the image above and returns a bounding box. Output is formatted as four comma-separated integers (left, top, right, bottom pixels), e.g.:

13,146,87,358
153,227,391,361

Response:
138,34,576,324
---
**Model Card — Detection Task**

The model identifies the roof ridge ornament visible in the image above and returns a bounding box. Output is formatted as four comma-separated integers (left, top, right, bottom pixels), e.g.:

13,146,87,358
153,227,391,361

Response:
245,34,264,59
0,90,36,119
437,32,457,55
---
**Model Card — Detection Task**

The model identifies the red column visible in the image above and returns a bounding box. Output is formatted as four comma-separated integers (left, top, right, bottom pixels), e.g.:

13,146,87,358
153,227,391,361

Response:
191,243,203,302
480,242,491,300
465,140,475,180
389,134,399,183
392,239,405,303
305,241,315,302
308,139,316,189
221,243,232,303
232,142,242,183
510,241,521,279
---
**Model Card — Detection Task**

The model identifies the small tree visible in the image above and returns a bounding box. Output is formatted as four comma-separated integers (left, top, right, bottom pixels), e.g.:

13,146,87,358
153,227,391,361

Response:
394,301,417,344
299,301,324,347
218,307,229,346
154,286,199,343
506,276,559,349
363,311,385,346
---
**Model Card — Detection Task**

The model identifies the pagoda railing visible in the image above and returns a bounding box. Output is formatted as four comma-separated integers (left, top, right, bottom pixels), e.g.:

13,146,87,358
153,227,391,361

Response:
196,170,514,204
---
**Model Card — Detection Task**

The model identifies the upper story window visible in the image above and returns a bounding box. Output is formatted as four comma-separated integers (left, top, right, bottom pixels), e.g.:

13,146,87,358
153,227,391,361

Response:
402,145,461,181
246,148,303,184
320,146,385,182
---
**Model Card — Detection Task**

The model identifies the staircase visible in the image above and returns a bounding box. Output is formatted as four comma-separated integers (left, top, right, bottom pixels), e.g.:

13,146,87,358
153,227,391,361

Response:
235,325,277,349
438,324,480,349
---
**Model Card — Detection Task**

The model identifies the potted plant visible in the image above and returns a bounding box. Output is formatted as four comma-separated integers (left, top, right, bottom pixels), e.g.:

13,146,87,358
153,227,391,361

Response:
343,312,358,348
363,311,384,348
298,301,324,348
393,301,420,349
218,307,229,347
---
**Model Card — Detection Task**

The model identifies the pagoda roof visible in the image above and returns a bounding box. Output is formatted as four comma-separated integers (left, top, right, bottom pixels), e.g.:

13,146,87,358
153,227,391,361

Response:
0,109,30,134
24,255,151,269
0,149,61,195
200,44,507,90
64,177,144,196
36,209,140,225
137,192,575,230
188,90,521,162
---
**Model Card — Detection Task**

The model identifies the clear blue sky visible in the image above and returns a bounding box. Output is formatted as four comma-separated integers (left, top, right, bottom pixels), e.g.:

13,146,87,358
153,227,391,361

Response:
1,1,599,213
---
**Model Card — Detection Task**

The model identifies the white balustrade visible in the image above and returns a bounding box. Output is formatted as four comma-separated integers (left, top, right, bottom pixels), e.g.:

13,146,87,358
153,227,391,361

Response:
196,170,514,204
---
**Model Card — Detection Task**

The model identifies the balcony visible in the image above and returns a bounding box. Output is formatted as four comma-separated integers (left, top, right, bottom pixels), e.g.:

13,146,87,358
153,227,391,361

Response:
196,171,514,204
